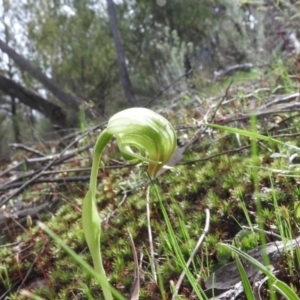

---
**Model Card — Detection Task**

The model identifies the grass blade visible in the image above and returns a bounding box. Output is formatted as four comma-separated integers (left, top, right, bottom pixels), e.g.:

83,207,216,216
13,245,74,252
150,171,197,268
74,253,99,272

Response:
221,243,299,300
235,255,255,300
38,222,125,300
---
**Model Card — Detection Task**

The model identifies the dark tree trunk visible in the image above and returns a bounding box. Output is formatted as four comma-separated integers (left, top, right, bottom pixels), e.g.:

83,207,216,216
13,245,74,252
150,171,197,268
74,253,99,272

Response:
0,39,87,115
11,97,21,143
107,0,137,106
0,74,67,127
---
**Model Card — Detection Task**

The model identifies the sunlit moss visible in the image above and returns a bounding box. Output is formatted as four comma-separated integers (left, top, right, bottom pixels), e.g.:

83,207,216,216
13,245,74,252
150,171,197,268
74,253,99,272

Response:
205,191,220,209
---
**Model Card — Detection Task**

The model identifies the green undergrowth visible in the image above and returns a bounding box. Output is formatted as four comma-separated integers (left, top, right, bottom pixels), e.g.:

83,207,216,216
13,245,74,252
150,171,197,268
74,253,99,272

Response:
2,64,300,299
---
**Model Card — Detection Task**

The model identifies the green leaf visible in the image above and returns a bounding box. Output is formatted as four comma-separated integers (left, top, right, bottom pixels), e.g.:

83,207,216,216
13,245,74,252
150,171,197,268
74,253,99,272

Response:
236,256,255,300
294,202,300,220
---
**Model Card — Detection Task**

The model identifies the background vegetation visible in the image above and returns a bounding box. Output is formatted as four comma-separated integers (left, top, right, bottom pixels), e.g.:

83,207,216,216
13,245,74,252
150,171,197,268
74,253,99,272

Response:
1,0,297,159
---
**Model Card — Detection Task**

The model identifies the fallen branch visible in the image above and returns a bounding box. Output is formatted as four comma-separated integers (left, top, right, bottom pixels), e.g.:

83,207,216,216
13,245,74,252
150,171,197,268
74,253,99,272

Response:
9,143,46,157
214,63,254,78
0,123,105,206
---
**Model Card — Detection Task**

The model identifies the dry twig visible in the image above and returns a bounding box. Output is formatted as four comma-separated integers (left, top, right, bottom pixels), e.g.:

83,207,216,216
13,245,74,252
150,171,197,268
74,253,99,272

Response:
171,209,210,300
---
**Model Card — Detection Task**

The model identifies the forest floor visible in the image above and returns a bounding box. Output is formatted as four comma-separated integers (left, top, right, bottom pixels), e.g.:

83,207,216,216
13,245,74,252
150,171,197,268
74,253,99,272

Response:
1,60,300,300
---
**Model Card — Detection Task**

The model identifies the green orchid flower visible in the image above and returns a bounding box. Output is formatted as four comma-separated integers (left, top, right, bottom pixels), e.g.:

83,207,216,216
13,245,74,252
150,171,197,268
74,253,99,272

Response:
82,108,176,299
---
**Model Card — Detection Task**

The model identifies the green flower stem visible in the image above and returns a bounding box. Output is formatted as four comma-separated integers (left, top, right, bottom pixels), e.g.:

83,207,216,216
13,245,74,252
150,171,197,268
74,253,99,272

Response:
83,130,113,300
89,129,112,195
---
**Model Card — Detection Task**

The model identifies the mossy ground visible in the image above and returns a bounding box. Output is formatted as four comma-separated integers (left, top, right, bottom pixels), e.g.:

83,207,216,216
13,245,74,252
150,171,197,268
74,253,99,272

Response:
1,61,300,299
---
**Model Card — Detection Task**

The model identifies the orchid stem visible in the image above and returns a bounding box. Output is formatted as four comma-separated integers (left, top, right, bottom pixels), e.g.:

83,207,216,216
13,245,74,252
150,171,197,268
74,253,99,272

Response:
90,129,112,195
83,130,113,300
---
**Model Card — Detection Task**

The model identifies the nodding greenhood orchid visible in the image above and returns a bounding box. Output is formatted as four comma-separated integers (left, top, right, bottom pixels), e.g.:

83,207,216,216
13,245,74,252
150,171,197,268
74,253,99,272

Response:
82,108,176,299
